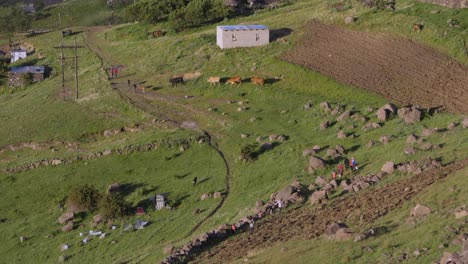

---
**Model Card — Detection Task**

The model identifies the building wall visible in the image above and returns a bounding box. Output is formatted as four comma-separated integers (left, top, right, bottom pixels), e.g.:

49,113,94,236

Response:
8,72,44,87
11,51,27,63
217,28,269,49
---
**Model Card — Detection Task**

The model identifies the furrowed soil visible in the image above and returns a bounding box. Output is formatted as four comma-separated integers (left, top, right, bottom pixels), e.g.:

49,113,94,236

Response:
283,20,468,114
191,158,468,263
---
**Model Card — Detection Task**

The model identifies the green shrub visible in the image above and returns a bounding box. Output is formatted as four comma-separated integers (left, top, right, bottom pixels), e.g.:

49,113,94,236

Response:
67,184,102,212
99,193,131,220
240,143,259,162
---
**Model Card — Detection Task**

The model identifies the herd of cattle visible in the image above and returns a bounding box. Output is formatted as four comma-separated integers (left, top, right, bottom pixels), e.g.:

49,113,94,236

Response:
169,76,265,86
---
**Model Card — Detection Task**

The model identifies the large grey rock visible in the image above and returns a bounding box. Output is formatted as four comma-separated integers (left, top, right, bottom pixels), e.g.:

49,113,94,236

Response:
315,176,328,187
320,102,332,112
383,103,398,114
337,131,347,139
58,212,74,224
303,148,316,157
337,110,351,121
381,162,395,174
310,190,328,205
398,106,422,124
411,204,431,217
62,222,73,232
308,156,326,170
320,120,329,130
336,228,355,241
406,134,419,144
462,117,468,129
376,107,389,122
344,16,355,24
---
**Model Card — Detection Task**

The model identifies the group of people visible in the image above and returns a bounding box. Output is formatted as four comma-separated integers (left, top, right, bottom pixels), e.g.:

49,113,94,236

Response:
231,219,255,234
331,157,358,180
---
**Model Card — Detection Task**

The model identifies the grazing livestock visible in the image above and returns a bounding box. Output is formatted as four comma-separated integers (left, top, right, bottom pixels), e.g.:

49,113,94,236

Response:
412,24,423,32
250,77,264,86
170,77,184,86
226,76,241,85
207,76,221,85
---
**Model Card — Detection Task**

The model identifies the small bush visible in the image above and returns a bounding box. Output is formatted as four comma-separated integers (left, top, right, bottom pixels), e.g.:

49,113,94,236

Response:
99,193,131,220
240,143,259,162
67,184,102,212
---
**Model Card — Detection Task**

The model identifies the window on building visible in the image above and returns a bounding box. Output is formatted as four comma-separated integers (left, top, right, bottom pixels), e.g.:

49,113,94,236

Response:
256,33,260,41
232,34,237,41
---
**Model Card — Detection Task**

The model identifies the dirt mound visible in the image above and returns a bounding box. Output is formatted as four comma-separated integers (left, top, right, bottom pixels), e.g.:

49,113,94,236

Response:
283,21,468,114
191,159,468,263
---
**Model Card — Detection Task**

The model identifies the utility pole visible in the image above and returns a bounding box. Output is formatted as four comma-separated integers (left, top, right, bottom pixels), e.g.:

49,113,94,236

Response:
59,13,65,93
74,37,79,99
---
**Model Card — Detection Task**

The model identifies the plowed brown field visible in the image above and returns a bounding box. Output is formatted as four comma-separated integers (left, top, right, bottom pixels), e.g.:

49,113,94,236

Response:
191,159,468,263
283,21,468,113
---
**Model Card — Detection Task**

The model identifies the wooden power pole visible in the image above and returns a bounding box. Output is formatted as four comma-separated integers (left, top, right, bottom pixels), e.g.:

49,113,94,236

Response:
54,33,84,100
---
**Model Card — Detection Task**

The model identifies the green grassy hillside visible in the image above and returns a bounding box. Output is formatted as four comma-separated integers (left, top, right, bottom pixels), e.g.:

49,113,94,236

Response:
0,0,466,263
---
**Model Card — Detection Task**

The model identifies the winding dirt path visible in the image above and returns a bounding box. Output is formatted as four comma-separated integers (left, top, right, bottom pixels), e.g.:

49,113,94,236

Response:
85,28,233,239
190,159,468,263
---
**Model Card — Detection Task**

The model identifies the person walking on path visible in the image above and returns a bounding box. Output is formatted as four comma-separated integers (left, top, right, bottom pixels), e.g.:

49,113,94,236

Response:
350,157,358,171
337,163,344,178
331,170,337,180
249,220,255,233
128,79,131,87
344,158,350,171
133,84,137,93
231,224,236,233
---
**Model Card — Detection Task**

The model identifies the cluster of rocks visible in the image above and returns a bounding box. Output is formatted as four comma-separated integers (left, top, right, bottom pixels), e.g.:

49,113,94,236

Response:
58,212,75,232
200,192,222,200
376,103,423,124
393,157,442,175
325,223,355,241
162,181,306,264
0,141,80,153
5,136,202,174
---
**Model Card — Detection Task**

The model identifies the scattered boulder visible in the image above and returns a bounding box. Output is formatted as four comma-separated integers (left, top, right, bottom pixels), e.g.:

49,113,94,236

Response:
62,222,73,232
379,135,392,145
381,162,395,174
366,140,375,148
404,146,416,155
102,150,112,156
383,103,398,114
51,159,62,165
308,156,326,170
310,190,328,205
406,134,419,144
93,214,104,224
326,148,340,158
335,145,345,155
241,133,249,139
20,236,27,243
398,106,422,124
336,228,355,241
107,183,121,193
337,131,347,139
58,212,74,224
303,101,313,110
320,120,329,130
320,102,332,112
454,206,468,219
363,122,380,131
447,122,457,130
337,110,351,121
303,148,316,157
410,204,431,217
344,16,355,24
376,107,389,122
200,193,212,200
312,145,321,151
462,117,468,128
315,176,328,187
421,128,435,137
213,192,222,199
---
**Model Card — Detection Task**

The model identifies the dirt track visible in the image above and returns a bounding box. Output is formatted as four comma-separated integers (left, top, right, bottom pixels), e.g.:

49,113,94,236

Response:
191,159,468,263
283,21,468,114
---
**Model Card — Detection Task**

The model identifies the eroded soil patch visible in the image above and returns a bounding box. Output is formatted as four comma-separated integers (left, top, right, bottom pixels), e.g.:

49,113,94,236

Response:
283,21,468,113
191,159,468,263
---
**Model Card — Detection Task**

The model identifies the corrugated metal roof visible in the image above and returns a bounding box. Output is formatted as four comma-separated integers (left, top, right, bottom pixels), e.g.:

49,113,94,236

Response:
218,25,268,31
10,66,45,74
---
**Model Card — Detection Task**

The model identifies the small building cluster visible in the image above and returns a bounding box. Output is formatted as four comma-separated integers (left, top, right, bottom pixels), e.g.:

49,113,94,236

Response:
216,25,269,49
8,66,46,87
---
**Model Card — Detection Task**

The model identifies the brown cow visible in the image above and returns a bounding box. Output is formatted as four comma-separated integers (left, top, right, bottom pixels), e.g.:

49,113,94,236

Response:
412,24,423,32
226,76,241,85
207,76,221,85
250,77,264,86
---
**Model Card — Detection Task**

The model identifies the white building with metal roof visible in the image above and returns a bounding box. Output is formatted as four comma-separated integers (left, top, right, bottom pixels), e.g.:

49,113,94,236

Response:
216,25,269,49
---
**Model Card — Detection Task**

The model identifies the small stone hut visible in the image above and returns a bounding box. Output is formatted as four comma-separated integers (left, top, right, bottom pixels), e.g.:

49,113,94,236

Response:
216,25,269,49
8,66,46,87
